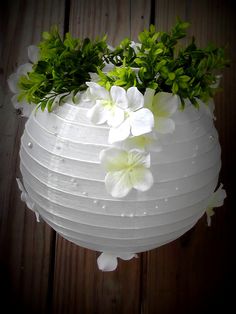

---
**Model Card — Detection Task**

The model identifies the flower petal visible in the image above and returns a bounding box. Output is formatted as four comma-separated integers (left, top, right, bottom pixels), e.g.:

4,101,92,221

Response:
87,102,108,124
11,95,33,117
21,103,34,118
206,208,215,227
130,41,141,54
128,149,151,168
103,62,114,72
204,98,216,120
99,148,128,172
7,73,19,93
130,167,154,192
28,45,39,63
144,88,155,109
107,106,124,127
97,252,118,271
117,253,138,260
11,94,22,109
130,108,154,136
127,86,144,111
105,170,132,198
110,86,128,109
89,72,100,82
155,117,175,134
153,92,179,117
86,82,110,100
209,184,227,208
16,63,33,76
108,118,131,143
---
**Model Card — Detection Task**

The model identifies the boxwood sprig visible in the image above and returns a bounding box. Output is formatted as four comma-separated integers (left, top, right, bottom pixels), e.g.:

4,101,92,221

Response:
18,26,108,111
17,20,228,111
100,19,229,107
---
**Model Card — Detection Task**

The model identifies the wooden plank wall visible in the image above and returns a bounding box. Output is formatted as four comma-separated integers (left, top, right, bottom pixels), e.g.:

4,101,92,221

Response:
0,1,235,313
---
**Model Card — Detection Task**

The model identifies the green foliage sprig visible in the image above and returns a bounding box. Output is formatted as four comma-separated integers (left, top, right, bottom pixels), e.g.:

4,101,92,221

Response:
18,26,108,111
100,19,229,107
17,20,229,111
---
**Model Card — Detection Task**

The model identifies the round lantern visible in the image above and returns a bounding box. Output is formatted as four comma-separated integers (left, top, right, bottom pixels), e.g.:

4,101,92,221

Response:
9,22,227,271
18,97,221,270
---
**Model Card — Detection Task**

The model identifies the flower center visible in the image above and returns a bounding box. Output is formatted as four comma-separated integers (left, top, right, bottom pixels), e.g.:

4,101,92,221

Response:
101,99,113,110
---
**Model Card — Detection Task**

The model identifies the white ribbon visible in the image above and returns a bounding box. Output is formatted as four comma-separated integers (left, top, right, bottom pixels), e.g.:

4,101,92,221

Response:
16,178,40,222
97,252,138,271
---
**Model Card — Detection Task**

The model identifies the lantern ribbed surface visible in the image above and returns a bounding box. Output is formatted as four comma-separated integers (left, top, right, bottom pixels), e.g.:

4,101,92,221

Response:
20,101,221,254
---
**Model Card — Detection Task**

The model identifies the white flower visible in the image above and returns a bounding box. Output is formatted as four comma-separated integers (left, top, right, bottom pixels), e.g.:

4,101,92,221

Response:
130,41,141,54
86,82,127,127
7,45,39,117
108,87,154,143
205,184,226,226
97,252,137,271
100,147,154,198
86,83,154,143
145,89,179,134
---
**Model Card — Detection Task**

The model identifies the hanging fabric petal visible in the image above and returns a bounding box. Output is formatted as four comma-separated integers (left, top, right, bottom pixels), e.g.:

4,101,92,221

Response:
97,252,118,271
97,252,138,271
205,184,226,226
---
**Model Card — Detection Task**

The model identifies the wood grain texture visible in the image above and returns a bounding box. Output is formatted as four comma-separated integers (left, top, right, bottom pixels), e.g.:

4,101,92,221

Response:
143,1,236,313
155,0,188,31
130,0,151,41
52,237,141,314
0,0,65,313
69,0,130,46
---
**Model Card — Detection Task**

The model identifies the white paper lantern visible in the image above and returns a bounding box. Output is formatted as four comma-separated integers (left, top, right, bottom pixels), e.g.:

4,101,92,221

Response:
18,96,223,270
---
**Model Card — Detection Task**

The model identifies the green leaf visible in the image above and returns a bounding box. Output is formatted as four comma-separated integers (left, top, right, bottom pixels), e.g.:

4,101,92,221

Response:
172,82,179,94
168,72,176,80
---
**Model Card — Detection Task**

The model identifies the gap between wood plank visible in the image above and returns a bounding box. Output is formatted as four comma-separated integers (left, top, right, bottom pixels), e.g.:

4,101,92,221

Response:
64,0,71,35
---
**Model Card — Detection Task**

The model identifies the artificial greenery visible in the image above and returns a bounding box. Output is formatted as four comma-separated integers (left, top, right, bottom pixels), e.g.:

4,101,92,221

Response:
18,26,108,111
101,20,228,107
17,19,228,111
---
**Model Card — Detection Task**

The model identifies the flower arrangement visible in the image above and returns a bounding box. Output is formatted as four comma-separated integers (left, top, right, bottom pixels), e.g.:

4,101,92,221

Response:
8,19,227,270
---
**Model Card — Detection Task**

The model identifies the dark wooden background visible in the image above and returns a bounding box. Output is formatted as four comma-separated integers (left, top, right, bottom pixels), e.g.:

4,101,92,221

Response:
0,1,235,313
